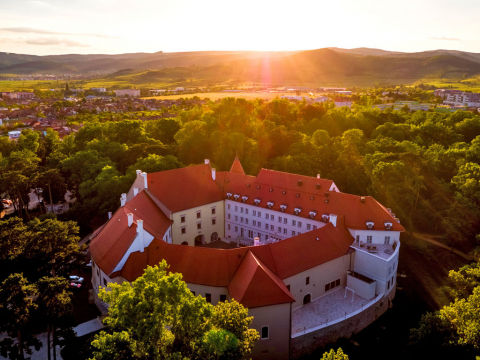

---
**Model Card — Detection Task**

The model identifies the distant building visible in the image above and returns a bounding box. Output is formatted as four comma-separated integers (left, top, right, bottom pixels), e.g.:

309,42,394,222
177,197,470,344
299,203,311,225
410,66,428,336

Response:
8,130,21,139
114,89,141,97
334,101,352,108
435,89,480,108
1,92,35,100
90,87,107,93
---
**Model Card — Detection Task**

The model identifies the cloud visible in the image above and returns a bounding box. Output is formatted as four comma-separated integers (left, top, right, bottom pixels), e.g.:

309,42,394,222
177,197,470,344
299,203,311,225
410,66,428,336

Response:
0,27,116,38
25,37,90,47
430,36,461,41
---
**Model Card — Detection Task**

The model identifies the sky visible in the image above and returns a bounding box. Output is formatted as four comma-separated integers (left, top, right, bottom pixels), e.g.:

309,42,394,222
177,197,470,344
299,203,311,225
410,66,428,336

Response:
1,0,479,56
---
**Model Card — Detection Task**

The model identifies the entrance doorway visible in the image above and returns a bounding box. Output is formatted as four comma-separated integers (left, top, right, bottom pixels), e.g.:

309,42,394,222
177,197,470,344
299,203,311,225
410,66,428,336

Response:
195,234,205,246
211,232,218,242
303,294,311,305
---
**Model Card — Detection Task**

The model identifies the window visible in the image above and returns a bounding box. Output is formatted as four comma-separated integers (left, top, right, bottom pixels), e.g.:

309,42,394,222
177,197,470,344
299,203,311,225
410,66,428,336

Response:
277,226,281,232
205,293,211,303
261,326,269,340
265,223,268,230
292,220,296,226
283,228,287,234
270,225,274,231
313,225,317,230
384,236,390,245
258,222,261,228
303,294,311,304
286,284,290,291
253,210,256,216
220,294,227,302
325,279,341,292
248,230,253,238
181,227,186,234
298,221,302,228
211,207,216,215
240,217,244,223
240,207,244,213
235,216,238,221
356,235,360,244
270,214,274,220
278,216,282,223
235,226,238,232
245,218,248,224
367,235,373,244
265,213,268,219
307,224,311,230
197,223,202,229
292,231,296,236
180,215,185,223
306,276,310,285
227,204,231,210
283,218,287,224
103,278,107,286
227,214,231,220
253,220,257,226
196,211,201,219
212,218,216,225
245,209,249,215
235,205,238,212
257,211,261,217
227,224,231,230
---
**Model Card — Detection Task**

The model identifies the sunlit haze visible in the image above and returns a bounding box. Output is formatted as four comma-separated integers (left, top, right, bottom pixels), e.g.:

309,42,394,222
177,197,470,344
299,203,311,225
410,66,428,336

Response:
1,0,479,55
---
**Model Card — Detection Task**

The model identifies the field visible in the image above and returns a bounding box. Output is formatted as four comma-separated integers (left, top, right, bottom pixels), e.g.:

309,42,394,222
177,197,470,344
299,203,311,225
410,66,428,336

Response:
144,91,311,101
418,76,480,92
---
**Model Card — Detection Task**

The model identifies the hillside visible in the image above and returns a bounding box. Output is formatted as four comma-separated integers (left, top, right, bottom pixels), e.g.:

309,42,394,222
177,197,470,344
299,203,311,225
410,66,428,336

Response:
2,48,480,86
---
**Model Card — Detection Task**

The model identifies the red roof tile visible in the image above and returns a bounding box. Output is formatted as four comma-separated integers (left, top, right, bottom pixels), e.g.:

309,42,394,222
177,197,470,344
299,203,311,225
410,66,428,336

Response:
228,251,294,307
90,190,171,275
147,164,223,212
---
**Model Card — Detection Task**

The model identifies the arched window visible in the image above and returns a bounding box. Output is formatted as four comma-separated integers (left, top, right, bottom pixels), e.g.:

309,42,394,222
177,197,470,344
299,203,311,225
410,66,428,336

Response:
303,294,311,305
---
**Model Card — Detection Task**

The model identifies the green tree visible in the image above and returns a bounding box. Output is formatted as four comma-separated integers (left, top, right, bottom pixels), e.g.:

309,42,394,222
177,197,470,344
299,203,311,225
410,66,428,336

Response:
0,273,41,360
320,348,349,360
91,262,258,360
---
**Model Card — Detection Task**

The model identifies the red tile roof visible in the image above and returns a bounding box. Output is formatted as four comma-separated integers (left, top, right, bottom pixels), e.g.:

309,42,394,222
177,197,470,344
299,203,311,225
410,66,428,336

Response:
228,251,294,307
230,155,245,174
90,190,172,275
116,223,352,307
147,164,223,212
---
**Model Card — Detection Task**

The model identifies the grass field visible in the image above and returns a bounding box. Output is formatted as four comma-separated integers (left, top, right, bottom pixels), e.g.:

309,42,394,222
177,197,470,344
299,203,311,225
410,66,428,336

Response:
418,76,480,92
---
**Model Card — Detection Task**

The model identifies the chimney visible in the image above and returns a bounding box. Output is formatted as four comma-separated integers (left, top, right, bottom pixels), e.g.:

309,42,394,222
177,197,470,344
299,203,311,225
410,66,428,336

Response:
127,213,133,227
142,172,148,189
133,187,139,196
329,214,337,227
211,168,216,181
204,159,210,165
136,219,143,233
316,173,321,179
120,193,127,207
108,211,112,219
136,169,142,175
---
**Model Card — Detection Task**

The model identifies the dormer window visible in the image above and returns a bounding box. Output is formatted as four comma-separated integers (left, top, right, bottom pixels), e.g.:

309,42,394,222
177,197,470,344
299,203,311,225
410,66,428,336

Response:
366,221,375,230
280,204,287,212
241,195,248,202
254,198,261,205
226,192,232,198
384,221,393,230
321,214,329,222
309,210,317,219
233,194,240,200
266,201,274,208
294,207,302,215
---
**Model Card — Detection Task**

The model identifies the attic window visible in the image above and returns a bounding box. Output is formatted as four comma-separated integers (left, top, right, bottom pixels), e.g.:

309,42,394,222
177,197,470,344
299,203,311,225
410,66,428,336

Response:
315,184,321,190
321,214,329,222
280,204,287,212
384,222,393,230
254,198,261,205
309,210,317,219
233,194,240,200
366,221,375,230
294,207,302,215
266,201,274,208
297,180,303,186
241,195,248,202
324,192,329,197
226,192,232,198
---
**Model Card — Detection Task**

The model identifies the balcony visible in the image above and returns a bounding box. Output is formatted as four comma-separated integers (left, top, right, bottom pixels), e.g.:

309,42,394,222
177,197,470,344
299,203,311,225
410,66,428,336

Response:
351,241,397,260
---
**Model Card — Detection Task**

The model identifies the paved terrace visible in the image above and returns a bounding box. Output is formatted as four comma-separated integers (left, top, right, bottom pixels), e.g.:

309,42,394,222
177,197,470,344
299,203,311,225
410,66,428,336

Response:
351,242,396,260
291,287,383,337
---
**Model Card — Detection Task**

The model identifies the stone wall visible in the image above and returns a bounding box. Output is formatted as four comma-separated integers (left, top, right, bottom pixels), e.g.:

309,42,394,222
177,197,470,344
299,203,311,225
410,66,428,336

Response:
290,287,396,359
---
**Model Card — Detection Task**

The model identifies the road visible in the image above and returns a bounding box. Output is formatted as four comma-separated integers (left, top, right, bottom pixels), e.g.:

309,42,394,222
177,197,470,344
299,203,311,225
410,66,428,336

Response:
412,232,474,262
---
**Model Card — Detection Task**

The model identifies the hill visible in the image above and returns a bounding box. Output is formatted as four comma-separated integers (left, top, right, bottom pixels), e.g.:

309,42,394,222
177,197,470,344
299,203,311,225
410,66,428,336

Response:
2,48,480,87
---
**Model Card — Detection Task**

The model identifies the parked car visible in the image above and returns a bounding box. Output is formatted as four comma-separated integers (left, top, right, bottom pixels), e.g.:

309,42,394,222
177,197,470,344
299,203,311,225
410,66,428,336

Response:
2,199,13,207
69,275,84,283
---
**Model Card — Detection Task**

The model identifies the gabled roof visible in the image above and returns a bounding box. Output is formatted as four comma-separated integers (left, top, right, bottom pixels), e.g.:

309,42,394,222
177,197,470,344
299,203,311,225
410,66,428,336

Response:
228,251,294,308
229,155,245,174
256,168,335,193
117,223,353,307
90,190,171,275
147,164,223,213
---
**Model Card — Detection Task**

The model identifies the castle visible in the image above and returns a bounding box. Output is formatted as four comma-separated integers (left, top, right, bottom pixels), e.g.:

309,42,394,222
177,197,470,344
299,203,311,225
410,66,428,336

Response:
89,157,404,359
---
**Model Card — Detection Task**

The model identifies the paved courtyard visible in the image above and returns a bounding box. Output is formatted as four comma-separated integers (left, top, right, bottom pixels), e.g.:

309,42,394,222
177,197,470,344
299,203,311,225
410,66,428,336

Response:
291,287,377,336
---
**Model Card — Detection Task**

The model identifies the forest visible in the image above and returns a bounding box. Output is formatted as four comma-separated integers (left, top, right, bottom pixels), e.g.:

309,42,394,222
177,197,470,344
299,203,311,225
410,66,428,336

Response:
1,95,480,359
